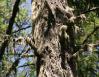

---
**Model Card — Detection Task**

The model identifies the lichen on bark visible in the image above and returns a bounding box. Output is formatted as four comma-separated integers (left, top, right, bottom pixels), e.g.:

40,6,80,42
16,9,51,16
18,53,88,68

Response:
31,0,76,77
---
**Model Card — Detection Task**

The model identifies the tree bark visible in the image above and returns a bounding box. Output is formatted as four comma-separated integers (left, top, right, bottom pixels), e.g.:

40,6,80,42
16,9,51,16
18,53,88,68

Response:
32,0,77,77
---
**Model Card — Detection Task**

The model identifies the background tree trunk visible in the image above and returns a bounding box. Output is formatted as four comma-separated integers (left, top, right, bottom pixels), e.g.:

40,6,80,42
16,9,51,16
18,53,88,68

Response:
32,0,77,77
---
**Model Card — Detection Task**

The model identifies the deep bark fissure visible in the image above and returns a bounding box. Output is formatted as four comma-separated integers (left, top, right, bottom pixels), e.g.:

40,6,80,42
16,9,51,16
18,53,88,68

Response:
44,2,55,37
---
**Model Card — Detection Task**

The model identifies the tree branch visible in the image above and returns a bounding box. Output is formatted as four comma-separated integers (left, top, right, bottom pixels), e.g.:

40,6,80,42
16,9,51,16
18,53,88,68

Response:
81,7,99,14
6,53,34,57
5,46,31,77
18,63,35,68
0,0,20,61
13,26,31,33
72,26,99,56
25,37,39,56
6,58,20,77
83,26,99,44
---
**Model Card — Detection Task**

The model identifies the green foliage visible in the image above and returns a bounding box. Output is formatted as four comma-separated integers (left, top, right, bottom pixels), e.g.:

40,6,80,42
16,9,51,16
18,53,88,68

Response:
0,0,34,77
68,1,99,77
77,52,98,77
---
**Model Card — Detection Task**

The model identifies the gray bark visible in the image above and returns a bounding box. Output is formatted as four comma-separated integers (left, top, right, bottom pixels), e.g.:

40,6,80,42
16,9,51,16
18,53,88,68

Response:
32,0,77,77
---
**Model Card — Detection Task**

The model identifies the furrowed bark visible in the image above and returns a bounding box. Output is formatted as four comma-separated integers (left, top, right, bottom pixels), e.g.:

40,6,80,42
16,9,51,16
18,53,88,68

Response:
32,0,77,77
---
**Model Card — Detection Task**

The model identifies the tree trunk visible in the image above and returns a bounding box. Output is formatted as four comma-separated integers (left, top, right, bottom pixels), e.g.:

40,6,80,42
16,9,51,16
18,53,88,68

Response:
32,0,77,77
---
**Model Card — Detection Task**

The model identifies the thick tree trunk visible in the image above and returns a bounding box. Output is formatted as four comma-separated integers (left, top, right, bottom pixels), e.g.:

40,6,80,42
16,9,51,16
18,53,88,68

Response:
32,0,77,77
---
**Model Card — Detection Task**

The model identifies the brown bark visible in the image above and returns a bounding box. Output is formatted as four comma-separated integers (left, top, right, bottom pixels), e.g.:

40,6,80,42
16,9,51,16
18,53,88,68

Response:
32,0,77,77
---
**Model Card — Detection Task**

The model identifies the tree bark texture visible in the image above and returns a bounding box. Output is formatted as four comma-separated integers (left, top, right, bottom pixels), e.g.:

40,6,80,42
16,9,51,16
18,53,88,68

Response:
32,0,77,77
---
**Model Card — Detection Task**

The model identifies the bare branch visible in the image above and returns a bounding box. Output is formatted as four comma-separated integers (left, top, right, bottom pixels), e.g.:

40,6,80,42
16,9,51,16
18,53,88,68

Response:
18,63,35,68
81,7,99,14
6,58,20,77
83,26,99,44
13,26,31,33
25,37,39,56
6,53,34,57
0,0,20,61
5,46,33,77
72,26,99,56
